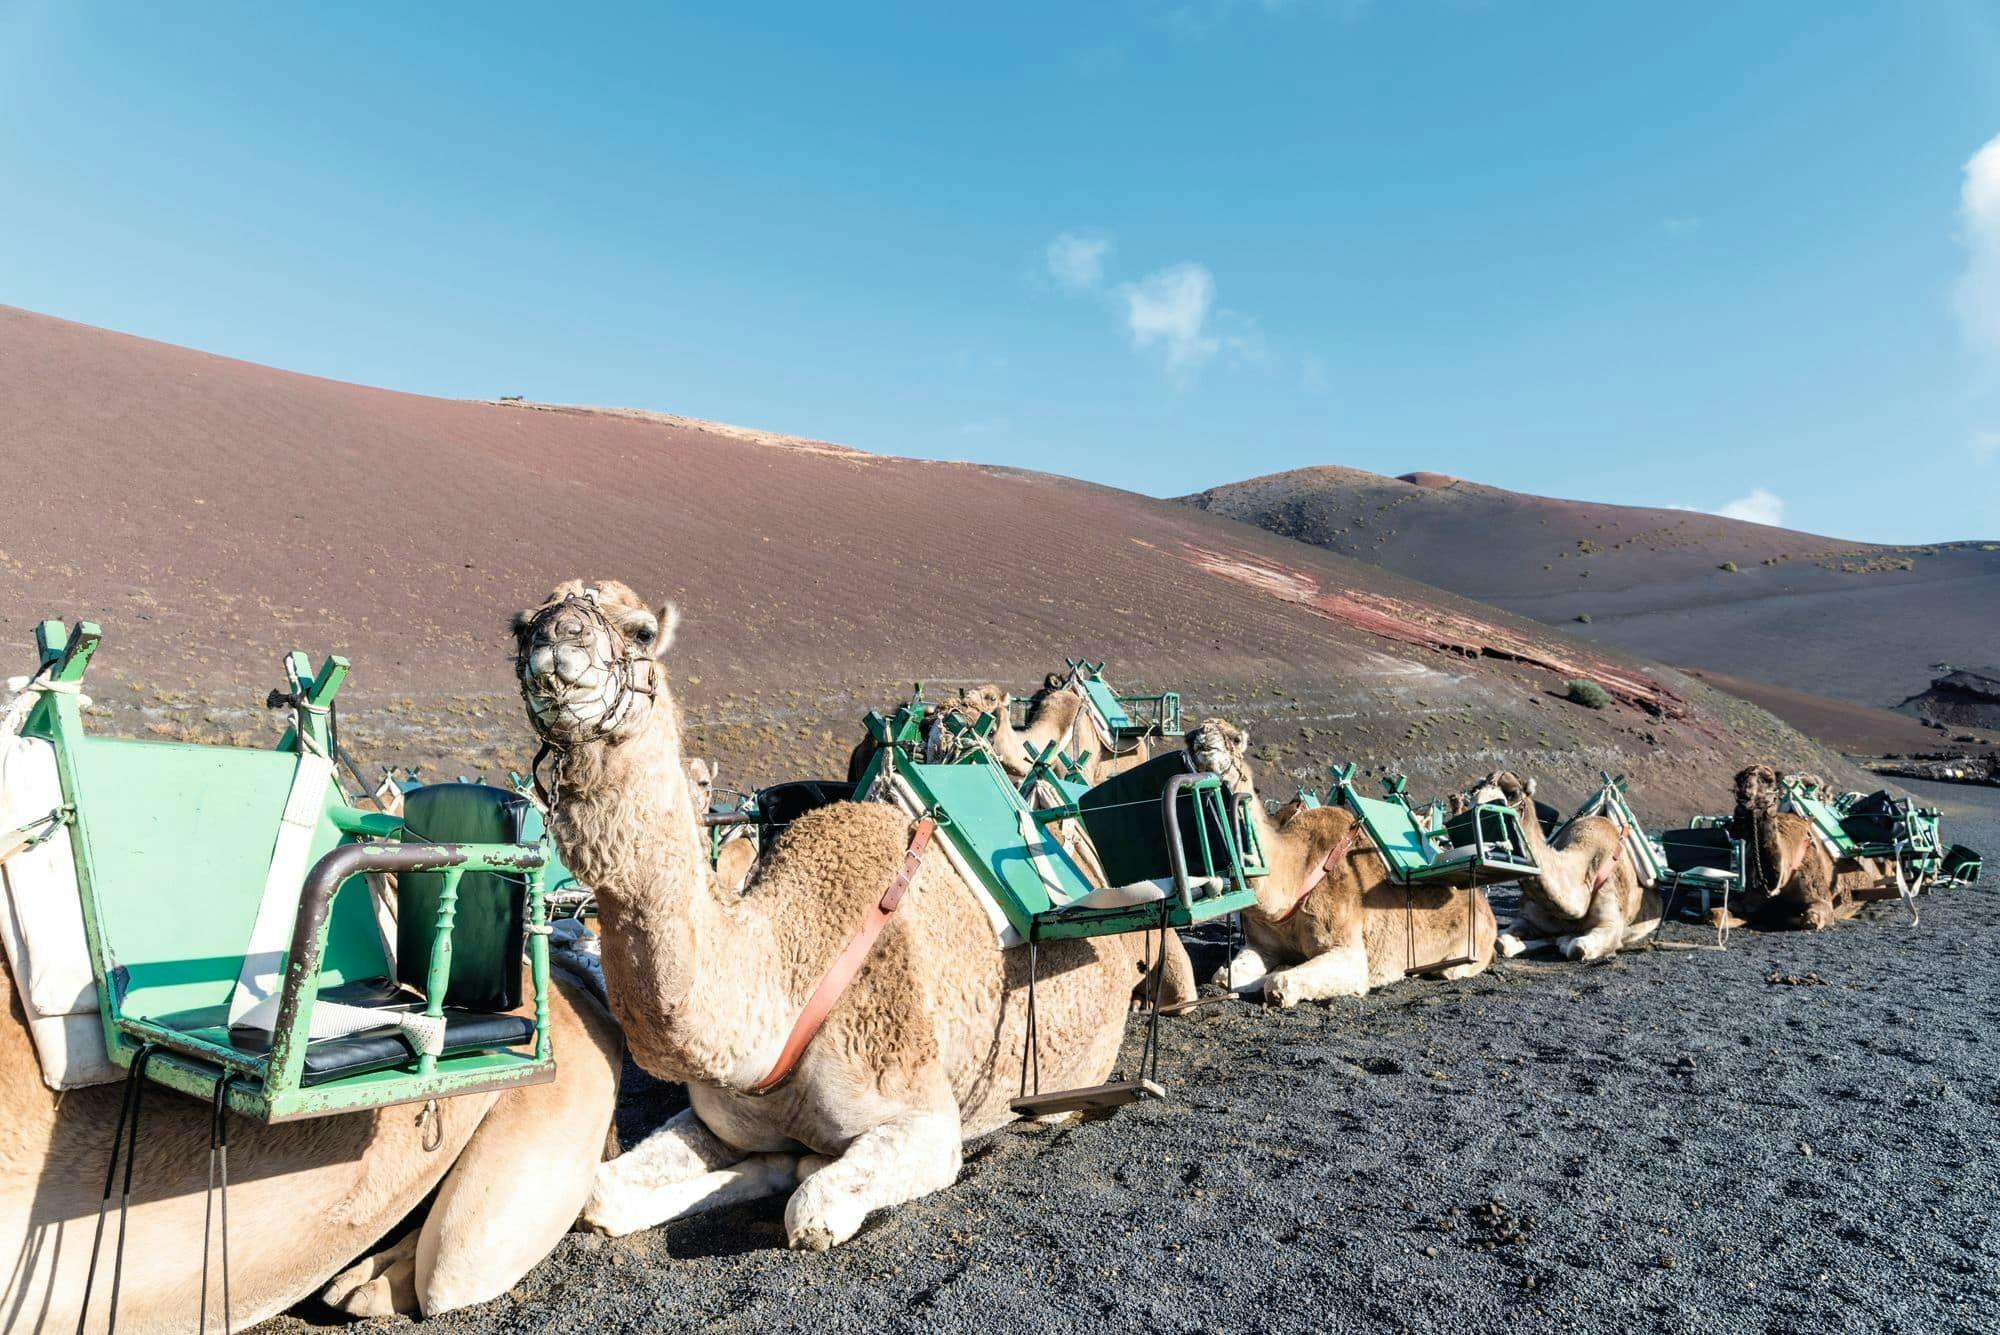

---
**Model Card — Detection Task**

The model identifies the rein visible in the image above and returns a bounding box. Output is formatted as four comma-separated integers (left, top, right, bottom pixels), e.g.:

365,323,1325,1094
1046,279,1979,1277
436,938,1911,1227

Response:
1273,823,1364,924
748,818,936,1094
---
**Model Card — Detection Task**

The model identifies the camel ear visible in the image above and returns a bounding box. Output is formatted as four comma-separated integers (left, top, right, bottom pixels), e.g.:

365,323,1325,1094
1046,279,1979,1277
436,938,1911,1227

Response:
509,609,534,649
654,602,681,658
1524,777,1537,797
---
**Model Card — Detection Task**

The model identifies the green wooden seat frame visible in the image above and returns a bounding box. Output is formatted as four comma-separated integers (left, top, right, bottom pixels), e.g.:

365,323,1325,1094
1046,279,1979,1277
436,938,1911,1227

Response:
853,695,1258,941
1326,764,1536,886
1058,659,1183,742
20,621,554,1123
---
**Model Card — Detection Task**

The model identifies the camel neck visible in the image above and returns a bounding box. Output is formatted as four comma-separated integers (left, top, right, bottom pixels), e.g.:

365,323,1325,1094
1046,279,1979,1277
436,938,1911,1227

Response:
550,697,773,1086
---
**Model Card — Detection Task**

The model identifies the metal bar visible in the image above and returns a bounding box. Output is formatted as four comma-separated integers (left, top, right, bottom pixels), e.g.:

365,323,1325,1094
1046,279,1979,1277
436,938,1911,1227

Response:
527,861,551,1062
265,840,545,1096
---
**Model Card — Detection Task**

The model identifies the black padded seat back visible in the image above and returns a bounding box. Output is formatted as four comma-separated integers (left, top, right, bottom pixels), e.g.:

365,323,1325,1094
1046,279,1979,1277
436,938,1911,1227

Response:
1076,751,1234,888
1660,826,1735,873
397,783,528,1012
757,780,856,843
1534,800,1561,839
1837,791,1904,846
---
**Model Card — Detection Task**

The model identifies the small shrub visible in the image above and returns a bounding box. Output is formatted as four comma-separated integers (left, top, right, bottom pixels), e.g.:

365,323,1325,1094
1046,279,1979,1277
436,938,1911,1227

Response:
1575,613,1592,623
1719,561,1738,573
1565,679,1611,709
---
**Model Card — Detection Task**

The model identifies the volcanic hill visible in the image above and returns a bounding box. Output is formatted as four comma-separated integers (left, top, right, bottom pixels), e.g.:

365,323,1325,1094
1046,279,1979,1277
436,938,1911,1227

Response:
0,306,1859,816
1181,466,2000,751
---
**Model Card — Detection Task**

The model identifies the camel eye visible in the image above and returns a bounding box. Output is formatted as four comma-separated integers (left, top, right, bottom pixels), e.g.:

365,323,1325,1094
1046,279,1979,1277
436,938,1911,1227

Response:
631,624,657,646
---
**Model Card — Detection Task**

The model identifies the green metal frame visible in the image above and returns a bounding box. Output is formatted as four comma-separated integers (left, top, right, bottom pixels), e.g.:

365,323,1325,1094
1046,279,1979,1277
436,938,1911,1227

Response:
1779,775,1945,878
22,621,554,1122
1060,659,1183,741
854,692,1256,941
1325,763,1538,885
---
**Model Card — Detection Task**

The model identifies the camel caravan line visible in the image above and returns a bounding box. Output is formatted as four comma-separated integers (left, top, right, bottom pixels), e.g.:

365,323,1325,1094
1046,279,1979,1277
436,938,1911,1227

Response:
0,585,1985,1328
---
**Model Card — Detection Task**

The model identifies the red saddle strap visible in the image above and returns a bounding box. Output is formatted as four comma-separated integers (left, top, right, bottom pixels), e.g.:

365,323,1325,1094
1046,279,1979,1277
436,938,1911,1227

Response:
749,817,937,1094
1274,823,1364,923
1589,829,1627,893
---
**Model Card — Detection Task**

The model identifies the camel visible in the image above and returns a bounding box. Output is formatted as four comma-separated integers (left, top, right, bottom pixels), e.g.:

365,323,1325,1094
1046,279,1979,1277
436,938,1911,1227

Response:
1186,720,1496,1007
1467,772,1661,961
0,959,622,1327
1714,765,1861,931
515,580,1186,1250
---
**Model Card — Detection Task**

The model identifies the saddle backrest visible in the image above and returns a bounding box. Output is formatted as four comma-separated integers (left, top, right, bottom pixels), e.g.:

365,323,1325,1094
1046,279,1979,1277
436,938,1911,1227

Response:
1342,786,1436,877
396,783,530,1011
756,780,858,843
48,730,389,1029
1659,825,1739,873
1075,750,1238,889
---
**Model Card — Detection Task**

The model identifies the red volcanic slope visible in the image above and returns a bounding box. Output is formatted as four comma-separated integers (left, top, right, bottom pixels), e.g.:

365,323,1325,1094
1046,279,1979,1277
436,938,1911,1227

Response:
0,306,1850,810
1182,466,2000,712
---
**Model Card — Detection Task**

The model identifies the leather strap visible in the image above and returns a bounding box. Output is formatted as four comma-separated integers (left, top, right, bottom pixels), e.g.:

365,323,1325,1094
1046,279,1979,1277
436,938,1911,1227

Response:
748,818,936,1094
1273,823,1363,924
1589,831,1626,894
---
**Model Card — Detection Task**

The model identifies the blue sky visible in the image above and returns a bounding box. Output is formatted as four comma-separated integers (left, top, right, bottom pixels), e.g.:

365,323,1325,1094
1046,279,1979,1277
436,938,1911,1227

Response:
4,2,1999,543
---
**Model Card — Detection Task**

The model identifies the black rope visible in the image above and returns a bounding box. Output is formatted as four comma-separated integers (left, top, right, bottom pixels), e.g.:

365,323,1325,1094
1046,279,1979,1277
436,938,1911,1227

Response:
76,1044,155,1335
76,1047,147,1334
1142,902,1171,1084
201,1077,234,1335
1019,931,1041,1099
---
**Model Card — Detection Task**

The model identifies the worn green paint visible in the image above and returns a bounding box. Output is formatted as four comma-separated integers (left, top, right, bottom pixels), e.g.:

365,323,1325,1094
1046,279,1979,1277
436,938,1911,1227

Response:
24,621,555,1122
1325,762,1538,886
855,694,1255,940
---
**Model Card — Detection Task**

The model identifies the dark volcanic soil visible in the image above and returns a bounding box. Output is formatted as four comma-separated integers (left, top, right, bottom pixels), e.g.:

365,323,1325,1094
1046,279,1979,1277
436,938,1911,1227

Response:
271,783,2000,1335
1182,466,2000,716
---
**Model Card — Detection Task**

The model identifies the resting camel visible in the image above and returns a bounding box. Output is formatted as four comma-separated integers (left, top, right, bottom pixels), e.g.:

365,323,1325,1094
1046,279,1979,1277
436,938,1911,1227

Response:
0,963,621,1327
1187,720,1496,1007
1717,764,1859,931
1468,772,1661,961
516,580,1185,1249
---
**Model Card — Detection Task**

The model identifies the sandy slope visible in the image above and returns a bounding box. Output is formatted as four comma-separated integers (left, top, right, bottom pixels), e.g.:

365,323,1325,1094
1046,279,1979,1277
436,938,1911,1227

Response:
0,305,1856,812
1181,466,2000,717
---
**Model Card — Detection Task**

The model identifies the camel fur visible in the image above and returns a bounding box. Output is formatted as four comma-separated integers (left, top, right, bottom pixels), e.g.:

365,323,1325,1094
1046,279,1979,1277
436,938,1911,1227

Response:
515,581,1181,1251
1187,720,1496,1007
1714,765,1865,932
0,962,621,1328
1469,772,1661,961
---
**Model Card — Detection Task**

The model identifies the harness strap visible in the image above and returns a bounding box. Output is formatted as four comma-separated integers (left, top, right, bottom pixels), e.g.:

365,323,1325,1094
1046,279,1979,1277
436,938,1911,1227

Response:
1273,823,1364,924
748,818,936,1094
1588,835,1627,894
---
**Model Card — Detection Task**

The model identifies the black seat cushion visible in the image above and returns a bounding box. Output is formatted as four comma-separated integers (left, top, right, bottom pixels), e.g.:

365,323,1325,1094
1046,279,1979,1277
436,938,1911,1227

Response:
756,780,856,842
1660,826,1735,873
397,783,530,1012
227,991,534,1086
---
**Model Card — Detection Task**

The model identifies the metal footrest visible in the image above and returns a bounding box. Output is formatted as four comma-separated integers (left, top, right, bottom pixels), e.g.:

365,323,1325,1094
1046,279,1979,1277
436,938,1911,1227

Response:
1011,1078,1164,1118
1404,954,1478,978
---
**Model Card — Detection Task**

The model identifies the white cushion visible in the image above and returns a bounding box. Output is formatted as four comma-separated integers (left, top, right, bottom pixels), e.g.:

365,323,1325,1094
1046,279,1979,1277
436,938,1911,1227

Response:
27,1011,120,1090
1068,875,1226,910
0,734,97,1019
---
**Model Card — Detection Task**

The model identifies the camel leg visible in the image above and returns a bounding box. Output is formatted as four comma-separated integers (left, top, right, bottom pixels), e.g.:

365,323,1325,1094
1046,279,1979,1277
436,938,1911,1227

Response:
1496,919,1555,957
1212,944,1272,993
782,1087,962,1251
583,1107,800,1237
1150,931,1198,1009
1263,942,1369,1008
321,1233,419,1318
410,1009,622,1314
1618,915,1661,950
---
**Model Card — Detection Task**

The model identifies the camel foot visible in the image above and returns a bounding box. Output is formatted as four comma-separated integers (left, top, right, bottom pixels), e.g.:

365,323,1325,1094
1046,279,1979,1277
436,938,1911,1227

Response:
321,1233,419,1318
583,1153,799,1237
783,1107,962,1252
1495,933,1528,958
1804,906,1832,932
1212,947,1269,994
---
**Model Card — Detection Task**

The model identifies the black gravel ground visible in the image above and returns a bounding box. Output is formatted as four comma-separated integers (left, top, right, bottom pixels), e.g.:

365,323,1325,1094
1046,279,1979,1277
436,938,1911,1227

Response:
306,781,2000,1334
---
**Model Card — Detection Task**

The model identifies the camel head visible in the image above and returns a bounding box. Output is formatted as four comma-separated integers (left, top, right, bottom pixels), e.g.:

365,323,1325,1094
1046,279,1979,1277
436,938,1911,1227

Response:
1732,764,1782,815
924,685,1012,761
512,579,679,746
1466,770,1535,818
1187,718,1255,794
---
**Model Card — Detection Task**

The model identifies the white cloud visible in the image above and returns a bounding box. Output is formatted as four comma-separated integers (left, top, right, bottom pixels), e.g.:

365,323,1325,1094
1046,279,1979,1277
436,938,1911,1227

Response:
1954,134,2000,365
1714,487,1785,527
1045,233,1111,293
1122,263,1220,379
